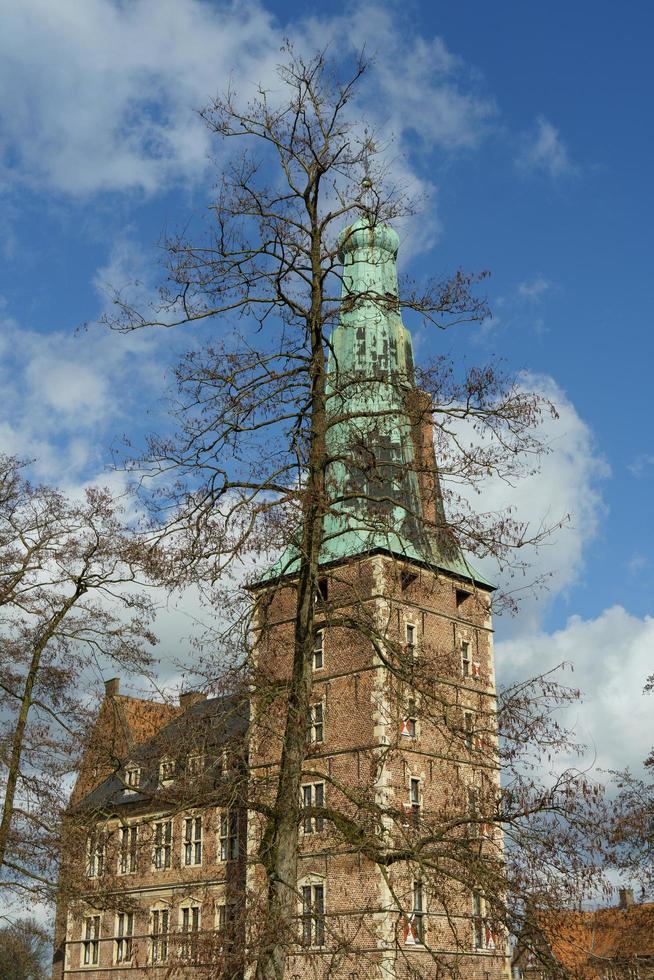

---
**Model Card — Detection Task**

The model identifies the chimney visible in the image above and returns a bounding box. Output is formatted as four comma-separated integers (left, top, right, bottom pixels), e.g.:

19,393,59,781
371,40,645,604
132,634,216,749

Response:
104,677,120,697
618,888,634,909
179,690,207,711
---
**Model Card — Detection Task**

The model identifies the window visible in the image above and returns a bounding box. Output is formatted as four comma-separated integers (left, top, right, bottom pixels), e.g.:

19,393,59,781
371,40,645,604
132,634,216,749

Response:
463,712,474,751
187,753,205,778
401,701,417,738
125,765,141,790
119,825,137,874
184,816,202,866
405,778,421,827
461,640,471,678
150,908,169,964
472,892,484,949
405,623,416,659
86,832,104,878
180,906,200,961
115,912,133,963
404,881,425,944
472,893,495,950
302,783,325,834
308,702,324,744
301,883,325,947
82,915,100,966
456,587,471,609
313,629,324,670
159,757,175,782
217,904,235,952
467,785,479,839
316,577,328,603
153,820,172,870
220,811,239,861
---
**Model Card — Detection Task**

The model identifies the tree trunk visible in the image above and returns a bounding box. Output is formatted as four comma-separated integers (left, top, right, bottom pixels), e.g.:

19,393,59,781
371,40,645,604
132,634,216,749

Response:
255,207,328,980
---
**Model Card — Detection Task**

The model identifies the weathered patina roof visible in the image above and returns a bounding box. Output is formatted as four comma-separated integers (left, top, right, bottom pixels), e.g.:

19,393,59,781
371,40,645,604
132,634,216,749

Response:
260,218,493,590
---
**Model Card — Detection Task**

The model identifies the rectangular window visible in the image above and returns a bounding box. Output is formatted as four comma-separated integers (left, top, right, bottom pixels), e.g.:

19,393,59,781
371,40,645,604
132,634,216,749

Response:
463,711,474,751
119,826,137,874
316,577,328,603
301,884,325,947
86,833,104,878
472,893,484,949
115,912,133,963
125,766,140,789
407,778,421,826
220,811,239,861
82,915,100,966
217,904,235,952
461,640,471,677
153,820,172,870
313,629,324,670
412,881,425,944
309,702,324,743
401,700,417,738
159,757,175,782
151,909,169,964
302,783,325,834
184,816,202,866
405,623,416,659
467,785,479,838
180,906,200,961
187,753,205,777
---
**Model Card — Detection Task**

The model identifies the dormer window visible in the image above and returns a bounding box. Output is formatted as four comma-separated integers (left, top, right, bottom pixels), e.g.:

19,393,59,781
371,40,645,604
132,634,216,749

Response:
187,753,205,778
125,765,141,790
159,757,175,783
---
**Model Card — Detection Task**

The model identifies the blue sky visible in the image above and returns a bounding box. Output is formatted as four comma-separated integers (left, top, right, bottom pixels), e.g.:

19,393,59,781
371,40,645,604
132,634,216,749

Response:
0,0,652,779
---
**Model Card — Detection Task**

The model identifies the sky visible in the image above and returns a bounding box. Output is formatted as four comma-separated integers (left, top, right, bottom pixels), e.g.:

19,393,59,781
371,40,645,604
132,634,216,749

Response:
0,0,652,783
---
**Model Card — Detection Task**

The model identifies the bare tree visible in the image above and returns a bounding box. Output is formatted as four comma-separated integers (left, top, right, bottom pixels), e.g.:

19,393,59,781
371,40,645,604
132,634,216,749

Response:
95,48,611,980
0,454,157,906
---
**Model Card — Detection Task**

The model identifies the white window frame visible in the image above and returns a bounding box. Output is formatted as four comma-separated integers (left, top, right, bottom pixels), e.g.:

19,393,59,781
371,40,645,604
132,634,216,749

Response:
81,914,101,967
313,628,324,671
114,911,133,964
219,810,239,862
300,879,325,947
124,764,141,790
150,906,169,964
404,880,425,945
159,756,175,783
308,701,324,744
153,818,172,870
118,824,138,875
183,815,202,866
463,711,474,752
405,622,417,659
179,905,201,961
401,699,418,738
461,639,471,678
186,752,206,778
403,777,421,827
86,832,104,878
301,782,325,834
472,892,496,950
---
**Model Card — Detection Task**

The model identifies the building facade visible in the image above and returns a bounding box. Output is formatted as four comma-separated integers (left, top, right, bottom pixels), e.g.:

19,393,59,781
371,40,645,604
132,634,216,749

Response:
53,221,510,980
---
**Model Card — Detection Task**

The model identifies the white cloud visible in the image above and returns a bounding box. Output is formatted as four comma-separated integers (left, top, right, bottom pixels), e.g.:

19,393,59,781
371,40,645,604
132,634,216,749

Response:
459,374,609,633
0,0,279,196
0,0,495,257
496,606,654,775
516,115,577,178
518,276,552,300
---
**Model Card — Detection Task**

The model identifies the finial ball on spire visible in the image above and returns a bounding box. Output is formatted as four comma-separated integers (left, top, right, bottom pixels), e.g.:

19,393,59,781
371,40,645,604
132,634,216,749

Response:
338,218,400,262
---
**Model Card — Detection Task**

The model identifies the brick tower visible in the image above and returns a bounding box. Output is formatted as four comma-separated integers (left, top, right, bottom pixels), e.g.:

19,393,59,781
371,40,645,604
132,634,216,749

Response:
247,221,509,980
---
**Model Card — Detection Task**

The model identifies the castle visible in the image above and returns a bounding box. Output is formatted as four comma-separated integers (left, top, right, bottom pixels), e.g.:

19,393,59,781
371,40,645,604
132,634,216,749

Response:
53,221,510,980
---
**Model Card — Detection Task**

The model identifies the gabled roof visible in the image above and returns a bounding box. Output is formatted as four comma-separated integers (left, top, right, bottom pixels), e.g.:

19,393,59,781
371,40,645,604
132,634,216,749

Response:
515,903,654,978
72,693,248,812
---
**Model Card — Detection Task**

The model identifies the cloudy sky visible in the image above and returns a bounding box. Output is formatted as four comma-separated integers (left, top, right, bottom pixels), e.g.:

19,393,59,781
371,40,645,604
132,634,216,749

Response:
0,0,652,778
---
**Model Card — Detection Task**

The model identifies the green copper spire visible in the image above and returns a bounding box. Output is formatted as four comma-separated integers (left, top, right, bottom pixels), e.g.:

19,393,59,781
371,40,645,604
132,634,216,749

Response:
262,219,491,587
